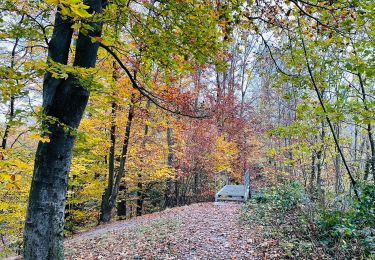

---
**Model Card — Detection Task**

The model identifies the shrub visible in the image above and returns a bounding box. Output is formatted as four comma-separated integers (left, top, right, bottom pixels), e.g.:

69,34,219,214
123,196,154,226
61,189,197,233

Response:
242,182,374,259
242,181,321,259
317,184,374,258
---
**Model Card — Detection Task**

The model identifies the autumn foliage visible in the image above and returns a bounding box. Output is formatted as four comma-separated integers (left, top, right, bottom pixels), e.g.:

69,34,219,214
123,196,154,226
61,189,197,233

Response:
0,0,374,258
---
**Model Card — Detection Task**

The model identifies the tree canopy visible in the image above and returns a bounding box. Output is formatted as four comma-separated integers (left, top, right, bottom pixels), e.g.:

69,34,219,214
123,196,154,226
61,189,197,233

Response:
0,0,374,259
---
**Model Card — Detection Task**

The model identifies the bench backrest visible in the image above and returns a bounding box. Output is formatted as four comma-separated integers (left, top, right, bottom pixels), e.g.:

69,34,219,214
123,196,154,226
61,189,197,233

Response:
244,169,251,200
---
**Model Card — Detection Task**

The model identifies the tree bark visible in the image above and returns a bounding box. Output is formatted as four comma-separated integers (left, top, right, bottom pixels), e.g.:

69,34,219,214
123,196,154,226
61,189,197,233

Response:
23,2,103,259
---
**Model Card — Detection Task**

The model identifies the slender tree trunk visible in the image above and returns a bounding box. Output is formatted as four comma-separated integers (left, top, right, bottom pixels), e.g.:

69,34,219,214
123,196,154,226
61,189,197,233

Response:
334,124,343,193
1,96,14,149
367,124,375,182
353,123,358,177
358,73,375,182
1,16,23,149
100,61,120,223
101,99,135,222
310,151,315,193
165,127,175,207
136,179,143,216
316,148,322,193
101,63,136,222
364,155,370,181
300,29,360,199
117,183,127,219
194,171,199,197
100,100,117,222
136,100,150,216
23,2,103,258
316,123,325,195
334,152,343,193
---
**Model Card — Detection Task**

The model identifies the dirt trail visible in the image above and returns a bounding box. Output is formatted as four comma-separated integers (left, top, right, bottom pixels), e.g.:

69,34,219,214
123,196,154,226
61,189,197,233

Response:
65,202,260,259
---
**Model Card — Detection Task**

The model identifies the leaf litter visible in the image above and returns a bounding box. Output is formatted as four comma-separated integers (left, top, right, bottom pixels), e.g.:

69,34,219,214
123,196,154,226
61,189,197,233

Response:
65,202,265,259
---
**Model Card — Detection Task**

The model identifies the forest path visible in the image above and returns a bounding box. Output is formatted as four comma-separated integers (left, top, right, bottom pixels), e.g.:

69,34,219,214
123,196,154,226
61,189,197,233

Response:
65,202,261,259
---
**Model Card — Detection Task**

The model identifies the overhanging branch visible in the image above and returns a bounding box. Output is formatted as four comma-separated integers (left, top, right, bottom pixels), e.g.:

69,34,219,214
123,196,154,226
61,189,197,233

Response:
259,33,298,77
99,43,210,119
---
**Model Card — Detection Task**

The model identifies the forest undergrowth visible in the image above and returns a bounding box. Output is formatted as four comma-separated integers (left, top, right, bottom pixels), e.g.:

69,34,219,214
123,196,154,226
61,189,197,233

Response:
242,179,375,259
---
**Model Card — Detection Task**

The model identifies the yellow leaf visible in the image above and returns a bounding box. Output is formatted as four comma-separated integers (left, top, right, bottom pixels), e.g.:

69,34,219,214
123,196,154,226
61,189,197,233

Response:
31,133,51,143
5,183,17,190
70,4,92,18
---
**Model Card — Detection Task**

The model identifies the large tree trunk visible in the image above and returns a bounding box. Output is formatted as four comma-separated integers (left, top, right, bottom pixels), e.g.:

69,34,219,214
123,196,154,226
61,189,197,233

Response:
23,2,103,259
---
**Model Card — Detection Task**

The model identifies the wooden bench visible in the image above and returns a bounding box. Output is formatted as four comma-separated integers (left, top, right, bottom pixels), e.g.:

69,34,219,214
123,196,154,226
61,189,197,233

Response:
215,170,251,202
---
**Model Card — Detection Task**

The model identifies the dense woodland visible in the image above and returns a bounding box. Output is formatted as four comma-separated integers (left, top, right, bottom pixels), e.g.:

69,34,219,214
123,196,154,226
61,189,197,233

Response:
0,0,374,259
